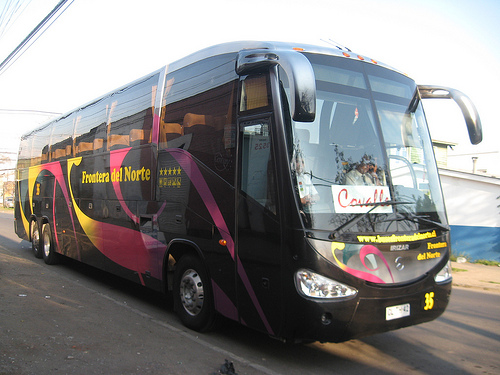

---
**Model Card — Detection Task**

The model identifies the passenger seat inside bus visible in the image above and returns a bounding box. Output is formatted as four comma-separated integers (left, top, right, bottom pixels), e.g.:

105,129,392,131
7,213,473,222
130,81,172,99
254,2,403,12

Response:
159,122,183,149
93,138,104,152
129,129,152,147
183,113,214,131
183,113,216,155
108,134,130,150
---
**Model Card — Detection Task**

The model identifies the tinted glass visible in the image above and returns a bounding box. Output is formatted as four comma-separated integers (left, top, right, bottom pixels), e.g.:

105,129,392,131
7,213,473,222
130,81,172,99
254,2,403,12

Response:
283,54,446,234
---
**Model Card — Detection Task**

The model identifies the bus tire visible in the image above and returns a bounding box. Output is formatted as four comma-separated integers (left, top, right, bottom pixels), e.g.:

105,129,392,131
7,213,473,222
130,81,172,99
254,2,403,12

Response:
31,220,42,259
173,255,216,332
41,223,58,265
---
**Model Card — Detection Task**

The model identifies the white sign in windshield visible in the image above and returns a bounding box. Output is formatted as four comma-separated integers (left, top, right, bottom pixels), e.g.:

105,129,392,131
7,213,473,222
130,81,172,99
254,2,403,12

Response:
331,185,393,213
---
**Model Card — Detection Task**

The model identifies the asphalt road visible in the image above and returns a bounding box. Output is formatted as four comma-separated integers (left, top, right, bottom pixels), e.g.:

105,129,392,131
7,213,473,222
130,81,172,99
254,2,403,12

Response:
1,210,499,375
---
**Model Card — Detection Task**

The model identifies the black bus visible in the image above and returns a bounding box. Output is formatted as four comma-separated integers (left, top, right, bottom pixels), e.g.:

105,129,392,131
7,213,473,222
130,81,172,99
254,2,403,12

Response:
15,41,482,342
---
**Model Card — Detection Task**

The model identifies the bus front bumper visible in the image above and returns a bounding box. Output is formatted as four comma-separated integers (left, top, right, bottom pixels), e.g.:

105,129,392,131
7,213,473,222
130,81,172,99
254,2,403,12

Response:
284,280,452,343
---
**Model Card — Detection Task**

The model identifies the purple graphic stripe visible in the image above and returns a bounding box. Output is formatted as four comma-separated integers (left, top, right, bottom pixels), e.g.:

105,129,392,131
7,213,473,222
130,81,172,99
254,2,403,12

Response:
212,280,238,321
169,148,274,335
42,162,81,260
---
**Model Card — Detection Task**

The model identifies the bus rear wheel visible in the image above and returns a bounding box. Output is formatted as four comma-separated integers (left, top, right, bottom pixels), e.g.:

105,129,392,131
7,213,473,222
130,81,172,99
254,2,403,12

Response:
41,223,58,265
31,221,42,259
173,255,216,332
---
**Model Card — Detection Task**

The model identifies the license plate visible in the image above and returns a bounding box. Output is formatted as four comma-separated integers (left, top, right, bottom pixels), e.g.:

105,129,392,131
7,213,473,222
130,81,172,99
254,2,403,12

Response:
386,303,410,321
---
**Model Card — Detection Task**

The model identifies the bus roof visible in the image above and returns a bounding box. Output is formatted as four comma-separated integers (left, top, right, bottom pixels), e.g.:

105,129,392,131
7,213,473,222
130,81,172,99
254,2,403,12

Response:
21,41,404,140
166,40,401,75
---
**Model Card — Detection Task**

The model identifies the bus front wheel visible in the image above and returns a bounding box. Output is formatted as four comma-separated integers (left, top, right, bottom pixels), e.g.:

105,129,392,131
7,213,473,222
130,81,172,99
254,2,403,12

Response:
173,255,216,332
31,220,42,259
41,223,58,265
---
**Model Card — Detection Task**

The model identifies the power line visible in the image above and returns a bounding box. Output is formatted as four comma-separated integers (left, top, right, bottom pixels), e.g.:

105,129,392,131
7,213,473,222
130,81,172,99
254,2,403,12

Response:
0,0,74,76
0,108,62,116
0,0,33,41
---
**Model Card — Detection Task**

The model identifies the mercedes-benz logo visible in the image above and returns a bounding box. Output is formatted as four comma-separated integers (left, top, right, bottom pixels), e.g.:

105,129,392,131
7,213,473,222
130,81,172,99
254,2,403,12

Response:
395,256,405,271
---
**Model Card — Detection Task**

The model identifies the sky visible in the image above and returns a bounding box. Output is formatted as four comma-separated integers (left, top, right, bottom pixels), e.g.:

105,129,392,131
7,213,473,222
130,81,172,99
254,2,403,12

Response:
0,0,499,176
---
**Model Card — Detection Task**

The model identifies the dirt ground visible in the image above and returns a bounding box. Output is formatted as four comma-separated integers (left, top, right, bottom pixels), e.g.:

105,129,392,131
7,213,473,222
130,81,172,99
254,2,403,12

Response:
451,260,500,294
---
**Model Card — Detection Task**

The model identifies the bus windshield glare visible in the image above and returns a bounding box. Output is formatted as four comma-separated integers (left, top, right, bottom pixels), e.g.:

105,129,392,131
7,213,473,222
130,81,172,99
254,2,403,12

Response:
289,53,447,236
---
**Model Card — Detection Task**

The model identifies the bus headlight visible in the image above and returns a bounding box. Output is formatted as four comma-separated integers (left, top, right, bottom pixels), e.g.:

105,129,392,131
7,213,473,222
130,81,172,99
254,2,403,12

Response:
434,261,452,283
295,269,358,299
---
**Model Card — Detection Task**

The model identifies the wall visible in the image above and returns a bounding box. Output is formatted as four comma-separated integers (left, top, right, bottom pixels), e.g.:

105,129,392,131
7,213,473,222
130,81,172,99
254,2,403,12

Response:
439,168,500,261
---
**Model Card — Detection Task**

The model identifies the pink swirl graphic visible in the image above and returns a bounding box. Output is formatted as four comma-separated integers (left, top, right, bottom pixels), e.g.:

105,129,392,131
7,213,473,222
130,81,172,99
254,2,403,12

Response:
359,245,395,283
332,243,394,283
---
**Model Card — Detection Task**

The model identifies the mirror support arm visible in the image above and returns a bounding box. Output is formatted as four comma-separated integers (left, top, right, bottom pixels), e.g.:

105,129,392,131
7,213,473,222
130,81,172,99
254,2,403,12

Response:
418,85,482,145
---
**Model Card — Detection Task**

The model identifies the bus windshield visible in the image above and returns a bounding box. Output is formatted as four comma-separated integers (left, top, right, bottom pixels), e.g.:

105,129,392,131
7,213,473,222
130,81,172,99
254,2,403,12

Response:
289,53,447,236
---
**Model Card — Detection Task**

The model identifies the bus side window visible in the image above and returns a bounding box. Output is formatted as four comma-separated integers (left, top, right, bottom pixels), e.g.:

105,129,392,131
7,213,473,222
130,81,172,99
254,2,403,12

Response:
31,122,52,165
240,75,271,112
104,74,158,151
76,125,100,156
160,54,239,185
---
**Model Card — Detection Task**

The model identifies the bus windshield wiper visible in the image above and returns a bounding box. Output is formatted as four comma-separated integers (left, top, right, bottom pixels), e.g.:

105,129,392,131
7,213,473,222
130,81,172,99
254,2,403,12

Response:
398,212,450,231
329,200,413,239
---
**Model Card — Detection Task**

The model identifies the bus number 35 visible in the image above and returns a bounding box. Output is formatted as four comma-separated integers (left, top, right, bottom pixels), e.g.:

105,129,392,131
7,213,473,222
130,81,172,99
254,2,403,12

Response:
424,292,435,310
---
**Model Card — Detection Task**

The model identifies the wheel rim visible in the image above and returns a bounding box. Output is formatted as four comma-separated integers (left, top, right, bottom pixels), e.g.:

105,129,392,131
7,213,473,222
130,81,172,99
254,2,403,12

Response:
32,226,39,251
179,269,204,316
42,230,51,258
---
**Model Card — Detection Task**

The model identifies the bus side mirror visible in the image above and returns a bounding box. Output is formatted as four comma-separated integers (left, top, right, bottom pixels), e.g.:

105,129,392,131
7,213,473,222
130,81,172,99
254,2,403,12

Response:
237,49,316,123
418,85,482,145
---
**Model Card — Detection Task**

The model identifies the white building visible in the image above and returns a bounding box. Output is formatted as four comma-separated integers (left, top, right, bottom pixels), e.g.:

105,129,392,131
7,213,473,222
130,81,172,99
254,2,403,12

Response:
434,142,500,261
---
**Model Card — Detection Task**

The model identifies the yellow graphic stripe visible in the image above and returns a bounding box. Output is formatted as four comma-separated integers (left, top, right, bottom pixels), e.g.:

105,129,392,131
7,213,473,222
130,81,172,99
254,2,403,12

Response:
67,157,103,249
17,178,30,236
28,165,42,217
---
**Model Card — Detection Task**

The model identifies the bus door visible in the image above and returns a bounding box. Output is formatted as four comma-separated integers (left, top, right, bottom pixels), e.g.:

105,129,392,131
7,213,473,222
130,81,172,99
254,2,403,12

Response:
236,116,282,336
